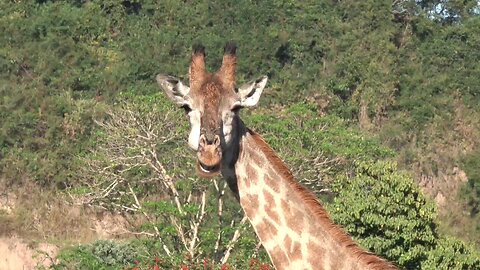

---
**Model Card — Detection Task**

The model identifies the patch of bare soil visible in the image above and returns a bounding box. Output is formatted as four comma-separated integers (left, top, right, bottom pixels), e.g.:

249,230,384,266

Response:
0,182,135,270
0,236,58,270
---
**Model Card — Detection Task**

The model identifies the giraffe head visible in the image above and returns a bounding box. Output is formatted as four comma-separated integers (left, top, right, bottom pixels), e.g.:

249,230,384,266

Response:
156,43,268,178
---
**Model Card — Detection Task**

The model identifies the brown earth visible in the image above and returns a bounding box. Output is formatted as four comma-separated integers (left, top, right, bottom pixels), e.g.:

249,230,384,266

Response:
0,183,133,270
0,236,58,270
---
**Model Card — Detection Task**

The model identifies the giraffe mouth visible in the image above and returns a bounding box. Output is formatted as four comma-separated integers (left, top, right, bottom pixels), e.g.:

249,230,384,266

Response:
196,142,222,178
196,161,221,178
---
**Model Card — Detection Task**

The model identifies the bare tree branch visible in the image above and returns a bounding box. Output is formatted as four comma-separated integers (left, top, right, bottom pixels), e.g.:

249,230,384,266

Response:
221,216,249,264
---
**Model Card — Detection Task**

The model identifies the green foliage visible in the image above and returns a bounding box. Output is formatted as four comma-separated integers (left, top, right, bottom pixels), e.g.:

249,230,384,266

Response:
328,159,480,269
54,240,138,270
91,240,137,266
248,103,394,160
244,102,395,191
327,160,438,268
422,237,480,269
54,238,273,270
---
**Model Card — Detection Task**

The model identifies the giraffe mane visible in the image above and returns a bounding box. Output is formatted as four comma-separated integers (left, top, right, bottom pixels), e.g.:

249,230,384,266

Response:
248,130,397,269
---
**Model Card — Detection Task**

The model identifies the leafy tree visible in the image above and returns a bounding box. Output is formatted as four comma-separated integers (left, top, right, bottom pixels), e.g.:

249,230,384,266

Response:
328,160,480,268
422,236,480,269
327,161,437,268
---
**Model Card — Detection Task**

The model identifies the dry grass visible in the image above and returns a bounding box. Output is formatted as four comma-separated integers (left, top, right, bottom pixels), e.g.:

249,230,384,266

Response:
0,177,137,244
438,199,480,247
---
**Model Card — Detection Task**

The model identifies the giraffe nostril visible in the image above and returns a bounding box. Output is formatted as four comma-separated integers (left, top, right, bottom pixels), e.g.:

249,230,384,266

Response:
201,132,221,146
214,135,220,147
199,134,207,147
199,133,221,147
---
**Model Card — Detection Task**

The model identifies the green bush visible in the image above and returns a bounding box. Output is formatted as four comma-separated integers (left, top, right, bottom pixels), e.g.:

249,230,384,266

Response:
91,240,137,266
327,160,480,269
422,237,480,269
327,160,437,268
54,240,138,270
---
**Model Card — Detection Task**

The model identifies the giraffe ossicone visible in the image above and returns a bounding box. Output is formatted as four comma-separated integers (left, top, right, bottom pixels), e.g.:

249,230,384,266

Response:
156,43,397,270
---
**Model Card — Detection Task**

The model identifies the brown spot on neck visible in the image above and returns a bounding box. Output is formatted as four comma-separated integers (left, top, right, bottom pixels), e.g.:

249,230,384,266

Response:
240,193,259,219
264,175,280,193
245,165,258,186
271,246,289,270
289,241,302,261
256,218,277,243
263,190,280,223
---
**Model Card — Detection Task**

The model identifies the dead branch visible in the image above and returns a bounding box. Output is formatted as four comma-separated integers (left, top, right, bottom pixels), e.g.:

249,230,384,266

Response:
188,190,206,257
213,180,227,257
220,216,248,264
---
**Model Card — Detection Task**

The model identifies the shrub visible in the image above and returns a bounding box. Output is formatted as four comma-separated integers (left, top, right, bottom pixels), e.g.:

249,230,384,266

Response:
422,237,480,269
327,160,437,268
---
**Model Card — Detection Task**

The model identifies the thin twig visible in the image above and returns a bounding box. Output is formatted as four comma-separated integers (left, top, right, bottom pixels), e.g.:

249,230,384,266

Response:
221,216,248,264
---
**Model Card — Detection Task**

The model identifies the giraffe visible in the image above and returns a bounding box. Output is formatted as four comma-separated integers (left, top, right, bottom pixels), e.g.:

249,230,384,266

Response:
156,43,397,270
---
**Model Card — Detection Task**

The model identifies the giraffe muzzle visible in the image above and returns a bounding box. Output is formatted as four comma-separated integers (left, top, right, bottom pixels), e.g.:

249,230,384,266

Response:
196,134,222,178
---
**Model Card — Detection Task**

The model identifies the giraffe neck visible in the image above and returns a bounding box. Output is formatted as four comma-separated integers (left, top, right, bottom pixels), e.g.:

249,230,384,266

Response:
221,120,396,270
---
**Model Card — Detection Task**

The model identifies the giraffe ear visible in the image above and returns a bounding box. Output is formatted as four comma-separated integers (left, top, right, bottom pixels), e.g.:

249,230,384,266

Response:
156,74,191,106
237,76,268,107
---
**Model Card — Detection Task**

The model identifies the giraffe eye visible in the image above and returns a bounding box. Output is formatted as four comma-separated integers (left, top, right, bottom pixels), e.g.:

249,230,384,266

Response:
181,104,192,114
